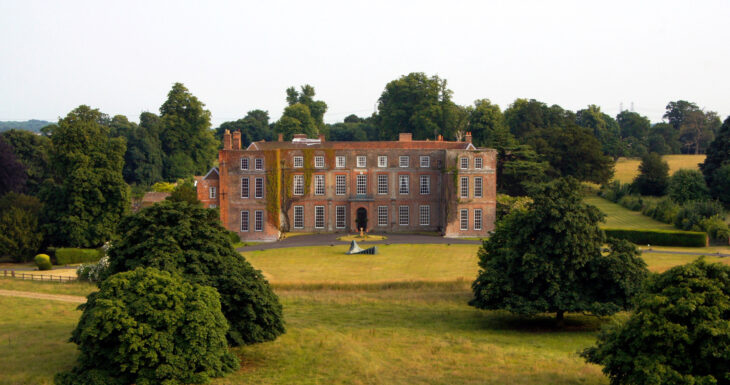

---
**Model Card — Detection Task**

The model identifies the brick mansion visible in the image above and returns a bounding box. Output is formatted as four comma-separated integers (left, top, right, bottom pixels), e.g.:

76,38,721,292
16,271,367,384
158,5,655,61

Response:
196,131,497,241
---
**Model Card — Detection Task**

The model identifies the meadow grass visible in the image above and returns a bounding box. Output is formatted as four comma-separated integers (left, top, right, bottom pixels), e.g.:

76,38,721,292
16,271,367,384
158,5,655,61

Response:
612,154,705,183
584,195,675,230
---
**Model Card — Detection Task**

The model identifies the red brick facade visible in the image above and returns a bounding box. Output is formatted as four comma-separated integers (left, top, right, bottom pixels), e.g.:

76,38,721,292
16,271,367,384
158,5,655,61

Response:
199,131,497,241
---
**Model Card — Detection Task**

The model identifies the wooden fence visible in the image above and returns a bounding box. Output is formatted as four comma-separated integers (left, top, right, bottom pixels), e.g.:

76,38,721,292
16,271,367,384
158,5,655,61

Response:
2,270,77,282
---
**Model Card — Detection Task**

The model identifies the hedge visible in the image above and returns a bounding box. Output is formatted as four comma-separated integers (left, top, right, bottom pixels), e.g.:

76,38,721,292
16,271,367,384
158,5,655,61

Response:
604,228,708,247
55,248,103,265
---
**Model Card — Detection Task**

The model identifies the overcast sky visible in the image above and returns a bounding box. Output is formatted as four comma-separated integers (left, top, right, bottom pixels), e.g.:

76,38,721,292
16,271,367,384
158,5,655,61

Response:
1,0,728,127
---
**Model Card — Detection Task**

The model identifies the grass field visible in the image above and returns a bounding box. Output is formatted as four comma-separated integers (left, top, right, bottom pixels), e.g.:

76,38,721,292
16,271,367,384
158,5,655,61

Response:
583,195,675,230
0,243,723,385
612,154,705,183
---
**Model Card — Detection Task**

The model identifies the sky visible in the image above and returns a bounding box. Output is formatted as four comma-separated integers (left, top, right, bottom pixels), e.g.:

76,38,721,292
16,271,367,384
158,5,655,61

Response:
1,0,729,127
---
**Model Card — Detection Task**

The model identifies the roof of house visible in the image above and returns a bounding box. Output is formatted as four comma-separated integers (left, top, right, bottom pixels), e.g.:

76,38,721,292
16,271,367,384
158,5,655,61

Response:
246,140,476,151
140,192,170,206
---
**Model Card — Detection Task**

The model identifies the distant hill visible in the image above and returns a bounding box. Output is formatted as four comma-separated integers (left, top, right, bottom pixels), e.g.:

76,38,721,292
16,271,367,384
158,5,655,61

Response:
0,120,53,133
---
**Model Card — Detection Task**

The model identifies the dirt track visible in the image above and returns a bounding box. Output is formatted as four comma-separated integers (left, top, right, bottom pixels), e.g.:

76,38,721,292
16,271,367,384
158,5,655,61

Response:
0,289,86,303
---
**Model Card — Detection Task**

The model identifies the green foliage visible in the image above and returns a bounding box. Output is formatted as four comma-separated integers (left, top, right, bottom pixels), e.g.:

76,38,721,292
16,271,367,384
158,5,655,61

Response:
617,195,643,211
286,85,328,132
377,72,457,140
159,83,218,180
699,216,730,242
0,192,43,262
104,200,285,346
468,99,515,149
40,105,130,248
34,254,52,270
470,178,649,322
641,197,680,224
495,194,532,221
603,228,707,247
214,110,273,146
497,145,549,196
0,136,28,195
701,117,730,204
576,105,622,158
632,152,669,196
151,181,175,192
583,259,730,385
55,248,103,265
674,200,725,231
115,112,165,186
275,103,317,140
668,169,709,203
598,181,632,203
0,119,52,133
166,178,199,205
76,256,109,283
55,267,238,385
616,110,650,140
1,129,51,195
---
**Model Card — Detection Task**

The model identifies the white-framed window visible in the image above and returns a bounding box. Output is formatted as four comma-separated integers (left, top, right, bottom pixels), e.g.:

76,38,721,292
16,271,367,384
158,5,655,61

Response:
336,156,345,168
255,177,263,198
209,186,216,199
420,175,430,195
314,175,325,195
255,158,264,170
293,156,303,168
399,205,409,226
378,174,388,194
241,158,249,170
420,156,430,168
240,210,249,232
336,175,346,195
255,210,263,231
293,175,304,195
419,205,430,226
241,178,249,198
356,174,367,195
315,206,325,229
378,206,388,226
399,156,409,168
460,157,468,169
293,206,304,229
474,177,483,198
399,175,409,194
378,156,387,168
474,209,483,230
474,157,483,169
315,156,325,168
357,156,366,168
336,206,346,229
210,204,217,208
460,209,468,230
460,176,469,198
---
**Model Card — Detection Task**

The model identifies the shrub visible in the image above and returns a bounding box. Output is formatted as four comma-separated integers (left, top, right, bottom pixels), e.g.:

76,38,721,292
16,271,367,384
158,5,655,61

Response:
105,200,285,346
618,195,643,211
599,181,631,203
76,256,110,283
641,197,679,224
603,228,707,247
34,254,52,270
55,248,102,265
0,193,43,262
668,169,710,204
699,215,730,242
150,181,175,192
495,194,532,220
227,230,241,245
583,259,730,384
674,199,725,231
55,268,238,385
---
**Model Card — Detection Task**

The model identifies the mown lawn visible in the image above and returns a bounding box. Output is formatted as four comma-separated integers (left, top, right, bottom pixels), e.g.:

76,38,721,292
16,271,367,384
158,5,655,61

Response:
584,195,675,230
613,154,705,183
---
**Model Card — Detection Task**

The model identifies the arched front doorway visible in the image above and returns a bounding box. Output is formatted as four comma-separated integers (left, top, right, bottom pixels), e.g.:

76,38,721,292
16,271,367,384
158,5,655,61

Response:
355,207,368,231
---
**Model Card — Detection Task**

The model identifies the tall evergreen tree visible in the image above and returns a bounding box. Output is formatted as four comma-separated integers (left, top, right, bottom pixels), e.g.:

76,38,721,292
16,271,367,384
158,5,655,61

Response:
40,105,129,247
701,116,730,203
633,152,669,196
159,83,218,180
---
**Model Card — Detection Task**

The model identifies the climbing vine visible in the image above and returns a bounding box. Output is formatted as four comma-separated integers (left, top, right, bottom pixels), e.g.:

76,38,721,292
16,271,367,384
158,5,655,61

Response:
264,150,281,228
302,149,313,196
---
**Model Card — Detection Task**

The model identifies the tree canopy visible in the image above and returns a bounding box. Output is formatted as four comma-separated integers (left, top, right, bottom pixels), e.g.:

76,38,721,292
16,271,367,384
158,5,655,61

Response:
0,136,27,195
701,116,730,203
632,152,669,196
0,192,42,262
470,178,648,323
583,259,730,385
215,109,273,146
1,129,50,195
40,105,129,247
104,200,285,346
286,85,328,132
56,267,238,385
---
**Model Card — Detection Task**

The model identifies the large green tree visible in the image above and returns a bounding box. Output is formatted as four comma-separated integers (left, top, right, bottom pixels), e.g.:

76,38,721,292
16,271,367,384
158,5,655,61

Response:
468,99,514,149
616,110,650,140
497,145,549,196
377,72,457,140
56,267,238,385
632,152,669,196
159,83,218,180
583,259,730,385
0,193,42,262
576,105,622,157
216,109,273,146
668,169,709,204
0,136,27,195
274,103,317,140
40,105,129,247
1,129,51,195
286,85,328,132
104,200,285,346
700,116,730,201
470,178,648,324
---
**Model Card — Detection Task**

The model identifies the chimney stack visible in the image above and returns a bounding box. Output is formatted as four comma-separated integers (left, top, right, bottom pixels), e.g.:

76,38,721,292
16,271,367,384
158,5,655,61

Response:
318,134,325,142
278,133,284,142
232,130,241,150
437,134,443,141
465,131,472,143
398,132,412,142
223,129,232,150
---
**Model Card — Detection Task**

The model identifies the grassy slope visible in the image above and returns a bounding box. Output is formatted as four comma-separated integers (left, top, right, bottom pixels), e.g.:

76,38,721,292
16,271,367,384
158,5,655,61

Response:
613,154,705,183
583,195,675,230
